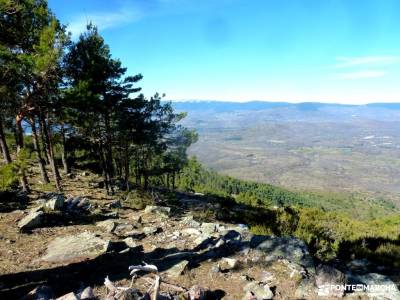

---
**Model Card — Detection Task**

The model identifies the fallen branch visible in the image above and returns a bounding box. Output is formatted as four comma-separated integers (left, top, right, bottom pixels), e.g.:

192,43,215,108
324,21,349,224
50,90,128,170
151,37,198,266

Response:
152,275,160,300
129,262,158,275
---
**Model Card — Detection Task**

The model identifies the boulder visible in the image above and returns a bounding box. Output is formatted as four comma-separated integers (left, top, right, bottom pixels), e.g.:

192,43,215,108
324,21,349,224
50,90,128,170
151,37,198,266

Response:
41,232,110,263
79,287,95,299
56,292,79,300
218,257,238,272
243,282,273,300
294,278,317,299
316,264,346,298
201,222,218,235
96,220,117,233
18,211,44,230
346,272,400,300
165,260,189,277
144,205,171,217
250,235,315,274
45,194,64,210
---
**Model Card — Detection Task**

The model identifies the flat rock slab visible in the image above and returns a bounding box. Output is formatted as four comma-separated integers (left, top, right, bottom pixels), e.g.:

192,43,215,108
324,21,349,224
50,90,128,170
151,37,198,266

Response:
18,211,44,230
41,232,110,263
165,260,189,277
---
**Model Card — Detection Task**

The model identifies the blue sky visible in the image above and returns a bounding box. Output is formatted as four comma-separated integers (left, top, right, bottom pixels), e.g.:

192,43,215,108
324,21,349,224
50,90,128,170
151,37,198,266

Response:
48,0,400,104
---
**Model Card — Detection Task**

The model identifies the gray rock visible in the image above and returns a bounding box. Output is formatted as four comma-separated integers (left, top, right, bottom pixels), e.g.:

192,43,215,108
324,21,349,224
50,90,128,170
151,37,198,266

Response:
30,205,45,213
96,220,117,233
66,196,81,210
181,228,202,236
56,292,79,300
243,282,273,300
143,226,160,235
165,260,189,277
79,286,95,299
144,205,171,217
294,278,317,299
114,224,134,234
218,257,238,271
201,222,218,235
347,259,371,273
181,215,201,228
123,237,137,248
250,235,315,274
128,213,142,224
108,200,121,209
189,285,206,300
193,234,213,248
45,194,65,210
76,198,90,209
41,232,110,262
24,285,54,300
18,211,44,230
346,272,400,300
316,264,346,298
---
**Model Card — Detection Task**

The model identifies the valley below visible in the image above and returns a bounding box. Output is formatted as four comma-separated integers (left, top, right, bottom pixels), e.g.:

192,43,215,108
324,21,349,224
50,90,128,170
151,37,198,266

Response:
175,101,400,208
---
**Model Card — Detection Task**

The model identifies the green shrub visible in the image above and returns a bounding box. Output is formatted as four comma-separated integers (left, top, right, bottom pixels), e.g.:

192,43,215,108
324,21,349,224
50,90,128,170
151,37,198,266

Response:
123,189,155,210
0,163,19,191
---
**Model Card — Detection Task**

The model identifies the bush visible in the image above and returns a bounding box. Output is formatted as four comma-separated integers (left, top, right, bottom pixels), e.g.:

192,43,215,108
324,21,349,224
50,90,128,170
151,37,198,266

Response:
123,189,155,210
0,163,19,191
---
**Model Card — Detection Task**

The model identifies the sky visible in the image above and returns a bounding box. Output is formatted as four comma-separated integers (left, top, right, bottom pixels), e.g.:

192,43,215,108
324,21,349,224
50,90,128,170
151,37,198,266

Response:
48,0,400,104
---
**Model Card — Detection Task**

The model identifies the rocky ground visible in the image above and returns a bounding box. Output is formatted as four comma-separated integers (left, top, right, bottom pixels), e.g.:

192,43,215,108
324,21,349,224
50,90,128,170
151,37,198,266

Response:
0,172,399,300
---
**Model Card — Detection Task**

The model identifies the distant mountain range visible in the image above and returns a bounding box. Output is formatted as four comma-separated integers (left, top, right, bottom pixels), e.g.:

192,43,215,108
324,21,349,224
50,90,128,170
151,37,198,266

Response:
169,100,400,113
168,100,400,125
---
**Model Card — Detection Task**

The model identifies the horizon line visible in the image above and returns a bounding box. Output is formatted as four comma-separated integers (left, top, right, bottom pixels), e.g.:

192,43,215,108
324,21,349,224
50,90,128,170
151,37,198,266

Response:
165,99,400,106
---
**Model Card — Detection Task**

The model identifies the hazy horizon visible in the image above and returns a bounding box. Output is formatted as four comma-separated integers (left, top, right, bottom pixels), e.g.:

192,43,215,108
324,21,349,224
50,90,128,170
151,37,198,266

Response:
167,99,400,105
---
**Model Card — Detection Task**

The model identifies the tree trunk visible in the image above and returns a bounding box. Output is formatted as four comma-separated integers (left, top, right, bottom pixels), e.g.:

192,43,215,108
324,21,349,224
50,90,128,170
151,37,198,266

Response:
166,173,170,189
103,112,114,191
144,173,149,189
60,125,70,174
38,117,50,165
123,143,130,191
98,141,110,195
0,116,12,164
30,117,50,184
15,114,29,193
40,112,61,192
